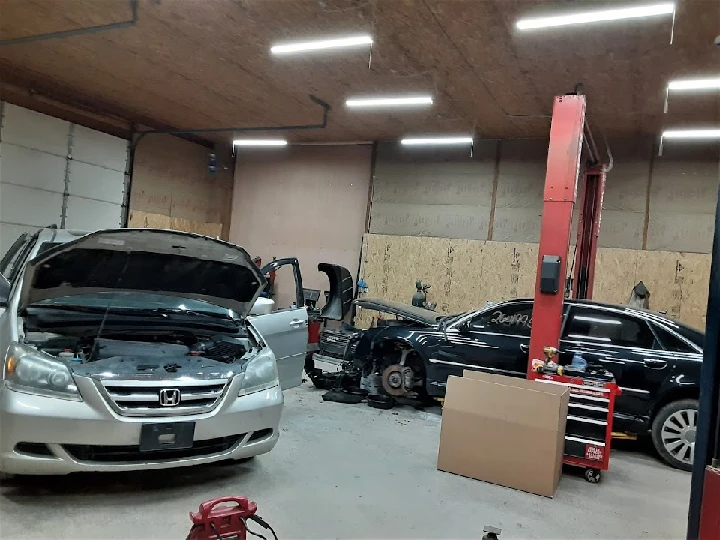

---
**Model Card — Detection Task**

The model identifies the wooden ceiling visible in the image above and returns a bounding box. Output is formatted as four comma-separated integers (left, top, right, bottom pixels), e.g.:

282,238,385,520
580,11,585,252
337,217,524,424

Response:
0,0,718,144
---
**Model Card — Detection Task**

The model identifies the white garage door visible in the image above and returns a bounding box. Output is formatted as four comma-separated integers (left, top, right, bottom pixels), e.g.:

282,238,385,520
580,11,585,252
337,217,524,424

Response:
0,102,128,257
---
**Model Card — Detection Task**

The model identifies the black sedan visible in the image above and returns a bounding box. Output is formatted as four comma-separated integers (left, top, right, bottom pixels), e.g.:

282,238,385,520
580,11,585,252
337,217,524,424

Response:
349,297,704,471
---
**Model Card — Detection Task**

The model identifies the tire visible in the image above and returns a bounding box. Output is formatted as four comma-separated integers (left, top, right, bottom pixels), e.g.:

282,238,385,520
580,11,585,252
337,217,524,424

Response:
651,399,698,471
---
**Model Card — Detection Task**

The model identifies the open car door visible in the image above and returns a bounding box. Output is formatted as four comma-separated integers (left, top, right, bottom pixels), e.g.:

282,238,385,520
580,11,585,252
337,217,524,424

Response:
249,258,308,390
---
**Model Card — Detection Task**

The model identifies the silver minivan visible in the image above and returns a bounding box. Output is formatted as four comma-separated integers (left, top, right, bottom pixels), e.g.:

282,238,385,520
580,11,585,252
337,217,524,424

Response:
0,228,309,475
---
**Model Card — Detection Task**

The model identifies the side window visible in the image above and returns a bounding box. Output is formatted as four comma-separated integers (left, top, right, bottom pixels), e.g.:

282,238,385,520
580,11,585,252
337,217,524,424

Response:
0,233,30,280
471,303,533,337
653,324,697,353
563,307,656,349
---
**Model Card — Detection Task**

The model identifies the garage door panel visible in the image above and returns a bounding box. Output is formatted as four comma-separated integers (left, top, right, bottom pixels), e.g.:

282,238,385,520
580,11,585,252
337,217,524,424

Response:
1,143,66,193
1,104,70,156
72,125,128,172
65,197,122,231
68,160,125,204
0,184,63,227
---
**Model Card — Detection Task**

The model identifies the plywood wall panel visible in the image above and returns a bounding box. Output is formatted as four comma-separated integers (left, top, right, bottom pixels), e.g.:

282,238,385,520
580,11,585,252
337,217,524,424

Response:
130,135,234,231
359,233,710,330
128,209,222,238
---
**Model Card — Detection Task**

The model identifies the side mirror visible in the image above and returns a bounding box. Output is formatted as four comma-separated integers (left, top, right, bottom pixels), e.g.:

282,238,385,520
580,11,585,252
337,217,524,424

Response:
458,320,471,333
0,275,10,307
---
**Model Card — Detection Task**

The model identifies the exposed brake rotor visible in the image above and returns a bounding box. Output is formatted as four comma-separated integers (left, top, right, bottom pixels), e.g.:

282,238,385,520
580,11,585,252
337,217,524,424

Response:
382,364,414,396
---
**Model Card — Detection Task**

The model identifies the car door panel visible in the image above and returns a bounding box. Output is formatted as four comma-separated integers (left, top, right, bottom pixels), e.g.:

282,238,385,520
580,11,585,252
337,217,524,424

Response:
436,302,533,381
249,307,308,390
561,306,668,431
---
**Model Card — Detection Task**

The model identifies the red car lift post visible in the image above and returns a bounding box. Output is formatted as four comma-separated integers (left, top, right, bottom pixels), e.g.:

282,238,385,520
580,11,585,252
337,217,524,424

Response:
527,93,586,370
526,93,618,482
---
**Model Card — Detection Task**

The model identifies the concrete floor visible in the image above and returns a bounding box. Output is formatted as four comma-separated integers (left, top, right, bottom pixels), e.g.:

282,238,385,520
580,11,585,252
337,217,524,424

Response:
1,382,691,539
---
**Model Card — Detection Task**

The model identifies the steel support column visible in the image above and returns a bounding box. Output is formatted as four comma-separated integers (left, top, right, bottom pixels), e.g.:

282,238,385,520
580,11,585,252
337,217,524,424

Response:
687,183,720,539
573,167,606,299
527,95,586,376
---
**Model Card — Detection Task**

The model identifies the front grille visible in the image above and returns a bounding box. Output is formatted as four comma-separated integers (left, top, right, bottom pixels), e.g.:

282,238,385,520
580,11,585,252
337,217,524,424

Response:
15,442,54,457
248,428,273,442
319,329,358,359
98,379,229,417
63,435,245,463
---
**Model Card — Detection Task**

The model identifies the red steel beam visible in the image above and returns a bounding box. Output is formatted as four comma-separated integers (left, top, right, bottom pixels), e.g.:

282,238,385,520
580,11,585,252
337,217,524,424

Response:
572,166,606,299
528,95,586,377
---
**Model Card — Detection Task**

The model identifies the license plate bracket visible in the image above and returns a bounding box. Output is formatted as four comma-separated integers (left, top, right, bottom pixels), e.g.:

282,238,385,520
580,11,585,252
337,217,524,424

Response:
139,422,195,452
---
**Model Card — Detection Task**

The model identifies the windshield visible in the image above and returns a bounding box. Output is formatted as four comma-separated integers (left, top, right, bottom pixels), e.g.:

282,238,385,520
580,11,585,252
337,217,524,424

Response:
34,292,237,318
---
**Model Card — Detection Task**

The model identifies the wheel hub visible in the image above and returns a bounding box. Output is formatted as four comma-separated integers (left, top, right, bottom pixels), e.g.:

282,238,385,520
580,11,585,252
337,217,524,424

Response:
381,364,414,396
661,409,697,464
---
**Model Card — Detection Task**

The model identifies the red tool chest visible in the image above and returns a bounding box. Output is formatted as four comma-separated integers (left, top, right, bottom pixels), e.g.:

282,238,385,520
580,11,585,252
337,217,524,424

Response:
533,373,622,483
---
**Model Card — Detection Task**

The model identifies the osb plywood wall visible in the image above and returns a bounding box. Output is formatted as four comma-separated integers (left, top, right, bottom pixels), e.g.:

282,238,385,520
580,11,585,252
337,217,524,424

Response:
357,234,711,331
128,210,222,238
130,135,234,239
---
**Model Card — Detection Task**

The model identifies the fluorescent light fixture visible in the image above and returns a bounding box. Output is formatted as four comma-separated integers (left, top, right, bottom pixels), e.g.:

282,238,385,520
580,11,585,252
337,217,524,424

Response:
346,96,433,108
401,136,473,146
233,139,288,147
668,77,720,91
516,2,675,30
271,35,372,55
662,129,720,139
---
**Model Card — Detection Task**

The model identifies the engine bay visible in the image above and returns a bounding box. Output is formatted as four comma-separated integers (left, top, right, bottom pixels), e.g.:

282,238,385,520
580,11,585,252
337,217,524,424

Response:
24,331,256,368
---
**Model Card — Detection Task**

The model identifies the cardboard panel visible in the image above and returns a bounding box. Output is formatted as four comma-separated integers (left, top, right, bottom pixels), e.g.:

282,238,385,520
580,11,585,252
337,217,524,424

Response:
437,373,568,497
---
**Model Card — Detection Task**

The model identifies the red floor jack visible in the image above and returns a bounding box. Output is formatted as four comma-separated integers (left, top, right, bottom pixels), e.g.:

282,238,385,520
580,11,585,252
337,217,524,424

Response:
186,497,278,540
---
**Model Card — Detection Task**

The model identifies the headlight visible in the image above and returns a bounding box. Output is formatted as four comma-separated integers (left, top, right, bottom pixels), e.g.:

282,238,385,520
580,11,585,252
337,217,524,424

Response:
239,350,279,396
4,343,82,401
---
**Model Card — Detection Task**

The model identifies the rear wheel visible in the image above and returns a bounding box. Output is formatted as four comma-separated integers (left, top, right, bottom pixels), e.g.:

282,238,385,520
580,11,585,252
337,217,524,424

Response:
651,399,698,471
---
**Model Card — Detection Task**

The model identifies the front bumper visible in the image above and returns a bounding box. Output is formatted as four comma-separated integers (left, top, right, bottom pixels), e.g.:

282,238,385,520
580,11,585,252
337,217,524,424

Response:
0,375,283,475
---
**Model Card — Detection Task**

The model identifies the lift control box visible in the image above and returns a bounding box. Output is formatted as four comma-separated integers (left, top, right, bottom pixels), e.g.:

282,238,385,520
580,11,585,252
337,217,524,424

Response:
539,255,561,294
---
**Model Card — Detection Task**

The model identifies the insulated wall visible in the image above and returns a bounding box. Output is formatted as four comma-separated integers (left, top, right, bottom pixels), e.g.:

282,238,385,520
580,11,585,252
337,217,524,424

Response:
371,139,720,253
0,102,128,257
230,145,372,309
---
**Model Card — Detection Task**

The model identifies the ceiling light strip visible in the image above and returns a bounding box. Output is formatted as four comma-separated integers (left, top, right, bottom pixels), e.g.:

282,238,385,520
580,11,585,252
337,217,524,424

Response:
233,139,288,147
662,129,720,140
271,35,372,55
516,3,675,30
401,137,473,146
668,78,720,91
346,96,433,108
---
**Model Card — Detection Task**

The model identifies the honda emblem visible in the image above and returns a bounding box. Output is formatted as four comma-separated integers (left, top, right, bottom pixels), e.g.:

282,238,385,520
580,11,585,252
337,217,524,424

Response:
159,388,181,407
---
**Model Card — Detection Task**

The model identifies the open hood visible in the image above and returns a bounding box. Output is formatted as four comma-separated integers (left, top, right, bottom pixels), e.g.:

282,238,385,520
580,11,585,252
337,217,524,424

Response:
19,229,266,317
353,298,440,326
318,263,353,320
